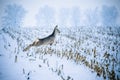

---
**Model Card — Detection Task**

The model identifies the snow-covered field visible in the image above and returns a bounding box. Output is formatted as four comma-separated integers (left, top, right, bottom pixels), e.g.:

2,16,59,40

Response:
0,26,120,80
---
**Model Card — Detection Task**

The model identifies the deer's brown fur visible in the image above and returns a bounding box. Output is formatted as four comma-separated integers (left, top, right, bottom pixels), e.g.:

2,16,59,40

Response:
23,25,60,51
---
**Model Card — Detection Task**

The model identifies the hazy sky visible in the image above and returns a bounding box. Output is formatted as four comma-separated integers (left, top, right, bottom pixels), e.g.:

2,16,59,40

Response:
0,0,120,27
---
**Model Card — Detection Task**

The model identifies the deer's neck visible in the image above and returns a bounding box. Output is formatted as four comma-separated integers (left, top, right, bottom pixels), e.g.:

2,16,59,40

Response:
52,29,57,36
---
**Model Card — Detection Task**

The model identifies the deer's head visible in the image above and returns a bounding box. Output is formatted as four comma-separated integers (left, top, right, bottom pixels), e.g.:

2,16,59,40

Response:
54,25,60,34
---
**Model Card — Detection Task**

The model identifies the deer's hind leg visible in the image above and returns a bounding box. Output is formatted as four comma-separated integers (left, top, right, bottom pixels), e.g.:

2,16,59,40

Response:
23,44,33,52
23,38,41,52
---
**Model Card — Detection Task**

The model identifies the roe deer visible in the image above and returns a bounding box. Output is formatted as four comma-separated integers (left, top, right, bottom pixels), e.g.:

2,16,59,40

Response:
23,25,60,51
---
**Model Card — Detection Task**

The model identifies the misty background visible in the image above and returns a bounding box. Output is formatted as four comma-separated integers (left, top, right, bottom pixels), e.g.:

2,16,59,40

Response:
0,0,120,29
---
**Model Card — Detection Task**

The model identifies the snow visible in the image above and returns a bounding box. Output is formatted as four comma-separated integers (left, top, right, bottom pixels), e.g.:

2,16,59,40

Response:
0,25,119,80
0,49,99,80
0,0,120,79
0,26,106,80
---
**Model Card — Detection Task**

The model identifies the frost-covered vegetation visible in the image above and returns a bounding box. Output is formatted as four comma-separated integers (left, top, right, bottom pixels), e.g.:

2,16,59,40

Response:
0,2,120,80
0,25,120,80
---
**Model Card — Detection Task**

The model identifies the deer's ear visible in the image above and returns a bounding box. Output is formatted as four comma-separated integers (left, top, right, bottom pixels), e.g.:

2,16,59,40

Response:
55,25,58,28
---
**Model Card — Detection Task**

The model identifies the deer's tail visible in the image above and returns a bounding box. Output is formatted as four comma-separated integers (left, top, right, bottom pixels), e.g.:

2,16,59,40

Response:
23,44,33,52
